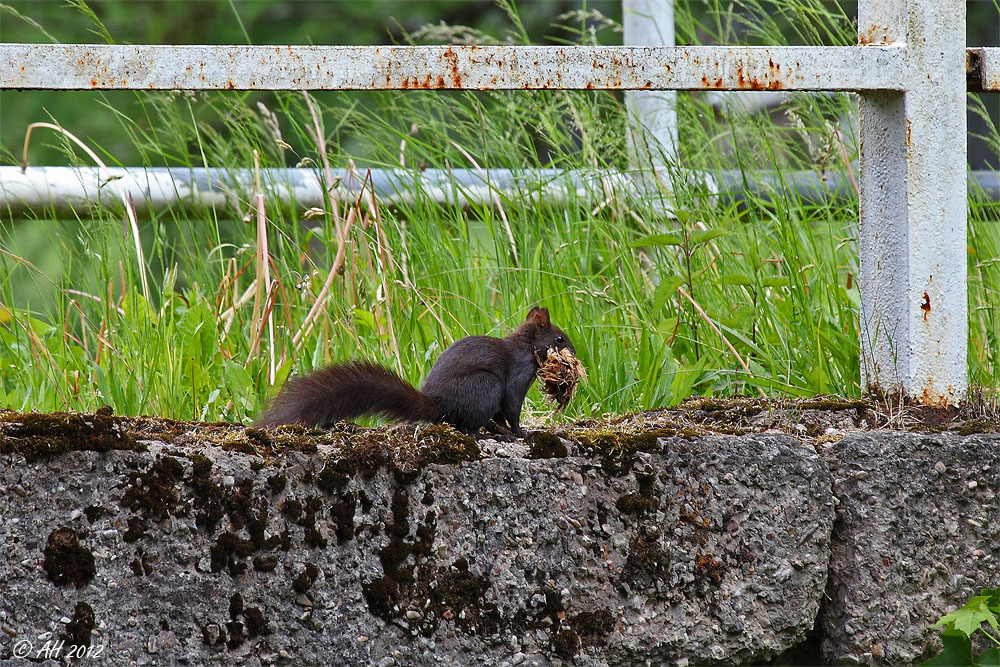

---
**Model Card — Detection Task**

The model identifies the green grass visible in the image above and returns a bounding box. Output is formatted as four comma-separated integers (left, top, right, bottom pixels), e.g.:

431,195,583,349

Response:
1,0,998,425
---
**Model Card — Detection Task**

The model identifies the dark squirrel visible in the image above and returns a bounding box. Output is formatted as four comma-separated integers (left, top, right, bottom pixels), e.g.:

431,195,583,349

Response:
254,306,574,436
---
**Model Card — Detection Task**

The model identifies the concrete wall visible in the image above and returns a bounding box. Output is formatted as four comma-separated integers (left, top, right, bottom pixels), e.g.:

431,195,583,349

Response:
1,414,997,665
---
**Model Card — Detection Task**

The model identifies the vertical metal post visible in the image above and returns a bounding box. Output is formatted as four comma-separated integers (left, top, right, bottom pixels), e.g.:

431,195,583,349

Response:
858,0,967,404
623,0,677,194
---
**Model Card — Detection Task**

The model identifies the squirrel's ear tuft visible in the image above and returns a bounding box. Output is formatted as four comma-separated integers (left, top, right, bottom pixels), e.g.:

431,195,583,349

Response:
526,306,550,327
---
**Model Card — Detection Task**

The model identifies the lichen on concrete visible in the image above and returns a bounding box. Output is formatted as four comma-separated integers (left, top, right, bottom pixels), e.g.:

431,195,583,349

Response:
0,407,836,665
3,399,996,665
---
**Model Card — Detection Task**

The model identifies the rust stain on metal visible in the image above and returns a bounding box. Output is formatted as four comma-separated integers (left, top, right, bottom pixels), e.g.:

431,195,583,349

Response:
742,74,782,91
728,57,789,91
859,25,889,46
920,385,951,408
406,73,432,89
921,292,931,321
2,43,909,91
442,45,462,89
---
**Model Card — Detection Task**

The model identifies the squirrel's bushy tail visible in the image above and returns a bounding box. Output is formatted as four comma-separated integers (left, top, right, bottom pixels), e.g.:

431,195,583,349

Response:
253,361,440,428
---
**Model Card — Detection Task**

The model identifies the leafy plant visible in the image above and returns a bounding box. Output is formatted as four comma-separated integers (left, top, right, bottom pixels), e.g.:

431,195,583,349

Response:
921,588,1000,667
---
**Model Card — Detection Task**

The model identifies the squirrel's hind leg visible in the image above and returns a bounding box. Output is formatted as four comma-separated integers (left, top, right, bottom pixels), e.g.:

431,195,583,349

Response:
483,413,516,437
433,372,503,434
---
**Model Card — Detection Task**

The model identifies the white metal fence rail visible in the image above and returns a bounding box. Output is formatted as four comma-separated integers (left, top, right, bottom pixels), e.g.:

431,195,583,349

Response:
2,0,997,405
0,43,906,91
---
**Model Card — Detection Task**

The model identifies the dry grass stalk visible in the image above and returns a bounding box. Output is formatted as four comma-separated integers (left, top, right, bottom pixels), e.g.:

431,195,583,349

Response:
365,171,403,375
248,150,276,383
448,139,519,266
301,92,343,239
291,203,360,355
21,122,150,304
677,285,767,399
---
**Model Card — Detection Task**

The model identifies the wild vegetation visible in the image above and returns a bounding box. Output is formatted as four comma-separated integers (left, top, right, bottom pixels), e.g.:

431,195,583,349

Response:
1,0,998,425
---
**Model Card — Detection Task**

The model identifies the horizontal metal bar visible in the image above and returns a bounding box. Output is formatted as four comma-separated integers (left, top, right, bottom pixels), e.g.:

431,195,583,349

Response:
968,47,1000,91
0,166,630,217
3,166,998,219
0,43,906,92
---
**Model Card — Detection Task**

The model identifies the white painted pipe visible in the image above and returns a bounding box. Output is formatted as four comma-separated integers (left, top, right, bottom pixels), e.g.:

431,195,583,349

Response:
623,0,678,196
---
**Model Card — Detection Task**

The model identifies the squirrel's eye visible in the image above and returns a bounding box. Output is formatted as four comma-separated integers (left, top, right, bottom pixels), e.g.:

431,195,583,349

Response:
555,335,565,343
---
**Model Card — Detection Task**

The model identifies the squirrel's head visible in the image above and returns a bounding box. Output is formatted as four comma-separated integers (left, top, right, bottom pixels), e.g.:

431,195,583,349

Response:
524,306,575,356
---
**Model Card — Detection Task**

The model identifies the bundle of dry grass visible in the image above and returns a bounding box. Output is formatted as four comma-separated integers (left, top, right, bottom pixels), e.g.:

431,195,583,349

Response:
535,348,586,409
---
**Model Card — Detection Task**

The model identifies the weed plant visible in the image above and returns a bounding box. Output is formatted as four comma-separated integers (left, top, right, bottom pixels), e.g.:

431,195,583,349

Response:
0,1,997,425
